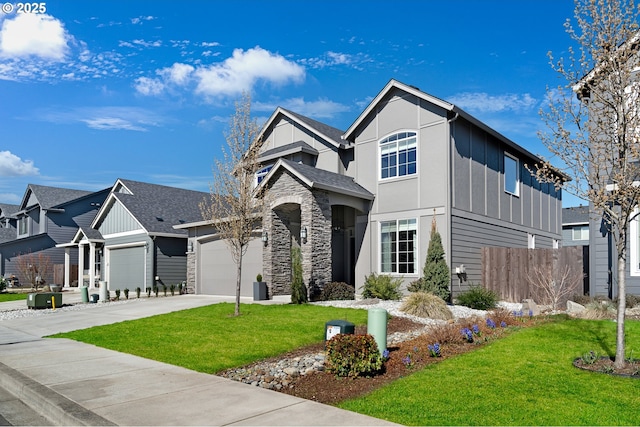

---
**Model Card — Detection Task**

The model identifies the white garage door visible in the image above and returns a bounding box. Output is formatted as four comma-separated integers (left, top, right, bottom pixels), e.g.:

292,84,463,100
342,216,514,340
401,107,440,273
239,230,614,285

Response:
109,246,145,291
198,238,261,296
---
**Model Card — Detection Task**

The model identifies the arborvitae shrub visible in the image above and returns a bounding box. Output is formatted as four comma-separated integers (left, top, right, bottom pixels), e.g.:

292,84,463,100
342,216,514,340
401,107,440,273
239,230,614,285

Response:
290,246,307,304
320,282,355,301
361,273,403,300
409,215,450,301
400,292,453,320
325,334,383,378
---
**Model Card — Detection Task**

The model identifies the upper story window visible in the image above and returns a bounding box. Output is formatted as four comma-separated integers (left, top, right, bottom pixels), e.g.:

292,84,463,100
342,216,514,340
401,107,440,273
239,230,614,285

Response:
380,132,417,180
18,216,28,237
504,152,520,196
255,164,274,186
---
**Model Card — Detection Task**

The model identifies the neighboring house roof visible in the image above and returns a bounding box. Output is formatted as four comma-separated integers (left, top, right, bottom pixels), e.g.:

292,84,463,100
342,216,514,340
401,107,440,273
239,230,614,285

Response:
0,227,15,244
93,179,208,237
257,107,346,151
258,141,319,164
343,79,570,180
258,158,374,201
0,203,19,219
19,184,93,211
562,206,590,226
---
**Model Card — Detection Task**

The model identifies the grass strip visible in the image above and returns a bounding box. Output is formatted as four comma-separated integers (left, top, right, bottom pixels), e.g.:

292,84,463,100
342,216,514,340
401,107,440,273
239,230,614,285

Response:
52,302,368,373
338,317,640,426
0,293,29,302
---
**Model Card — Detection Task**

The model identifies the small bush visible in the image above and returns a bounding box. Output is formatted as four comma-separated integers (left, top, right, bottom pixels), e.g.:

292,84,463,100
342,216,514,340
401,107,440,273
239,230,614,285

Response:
456,285,498,310
614,293,640,308
361,273,403,300
579,301,616,319
0,277,6,293
115,289,121,300
427,322,466,345
290,246,308,304
400,292,453,320
320,282,355,301
136,287,141,298
123,288,129,299
325,334,383,378
256,273,263,282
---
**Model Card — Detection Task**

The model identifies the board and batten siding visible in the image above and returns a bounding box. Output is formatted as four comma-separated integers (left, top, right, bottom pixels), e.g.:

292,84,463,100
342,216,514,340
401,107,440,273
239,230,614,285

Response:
451,118,561,236
97,200,143,236
154,237,188,286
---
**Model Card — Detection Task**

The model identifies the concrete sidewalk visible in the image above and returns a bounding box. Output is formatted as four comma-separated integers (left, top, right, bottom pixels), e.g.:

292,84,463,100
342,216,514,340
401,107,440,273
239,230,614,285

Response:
0,292,396,426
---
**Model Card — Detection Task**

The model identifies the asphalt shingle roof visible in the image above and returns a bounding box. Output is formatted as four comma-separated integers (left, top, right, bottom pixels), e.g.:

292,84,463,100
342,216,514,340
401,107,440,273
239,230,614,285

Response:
111,179,209,235
0,203,19,219
258,141,319,163
562,206,590,224
281,109,345,146
24,184,93,210
278,159,374,200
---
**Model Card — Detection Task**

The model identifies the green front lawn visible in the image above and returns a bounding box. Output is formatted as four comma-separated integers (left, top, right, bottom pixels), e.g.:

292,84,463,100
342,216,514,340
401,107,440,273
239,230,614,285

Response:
53,303,368,373
53,303,640,425
0,293,29,302
339,317,640,426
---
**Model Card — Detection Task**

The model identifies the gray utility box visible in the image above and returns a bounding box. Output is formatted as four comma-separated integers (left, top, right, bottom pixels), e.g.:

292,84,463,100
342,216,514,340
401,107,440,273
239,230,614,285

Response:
325,319,355,341
27,292,62,309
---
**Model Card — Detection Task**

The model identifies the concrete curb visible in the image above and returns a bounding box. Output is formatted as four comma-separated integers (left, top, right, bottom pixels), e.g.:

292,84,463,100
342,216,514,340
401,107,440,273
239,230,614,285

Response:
0,359,115,426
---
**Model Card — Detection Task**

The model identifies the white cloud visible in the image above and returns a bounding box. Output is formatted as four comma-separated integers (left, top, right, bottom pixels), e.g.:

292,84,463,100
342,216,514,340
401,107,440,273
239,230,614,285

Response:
134,76,165,95
448,92,538,113
135,47,305,99
194,47,305,97
201,42,220,47
158,62,194,85
131,16,155,25
0,151,39,176
0,13,69,61
81,117,148,131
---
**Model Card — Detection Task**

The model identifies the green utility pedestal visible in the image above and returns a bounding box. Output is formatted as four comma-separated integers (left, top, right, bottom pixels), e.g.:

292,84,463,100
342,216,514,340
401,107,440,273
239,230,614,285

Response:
80,286,89,303
367,307,388,355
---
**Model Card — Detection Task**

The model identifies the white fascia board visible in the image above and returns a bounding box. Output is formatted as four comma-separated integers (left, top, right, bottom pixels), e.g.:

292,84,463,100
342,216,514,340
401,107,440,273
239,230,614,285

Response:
148,232,187,239
173,219,211,229
605,181,640,191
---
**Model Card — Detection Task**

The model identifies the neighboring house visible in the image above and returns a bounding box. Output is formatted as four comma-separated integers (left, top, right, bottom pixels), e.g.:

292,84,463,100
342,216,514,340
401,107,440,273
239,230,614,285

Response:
181,79,564,299
562,206,590,247
562,205,590,294
0,185,109,286
58,179,208,292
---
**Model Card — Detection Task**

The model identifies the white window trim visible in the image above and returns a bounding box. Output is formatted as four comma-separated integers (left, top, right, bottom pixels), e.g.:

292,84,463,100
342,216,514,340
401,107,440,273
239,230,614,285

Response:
630,208,640,276
379,218,419,275
379,130,418,181
504,152,520,197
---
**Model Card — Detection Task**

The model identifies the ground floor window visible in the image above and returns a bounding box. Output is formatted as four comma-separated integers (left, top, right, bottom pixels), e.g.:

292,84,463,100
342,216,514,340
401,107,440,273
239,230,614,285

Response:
380,218,417,274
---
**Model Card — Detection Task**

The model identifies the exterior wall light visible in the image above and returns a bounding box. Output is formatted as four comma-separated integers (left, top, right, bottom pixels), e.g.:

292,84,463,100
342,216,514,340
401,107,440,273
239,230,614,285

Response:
187,241,194,253
300,226,307,243
262,230,268,246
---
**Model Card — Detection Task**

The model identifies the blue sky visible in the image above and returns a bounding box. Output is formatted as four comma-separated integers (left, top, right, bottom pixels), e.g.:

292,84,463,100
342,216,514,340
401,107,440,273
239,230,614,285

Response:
0,0,585,207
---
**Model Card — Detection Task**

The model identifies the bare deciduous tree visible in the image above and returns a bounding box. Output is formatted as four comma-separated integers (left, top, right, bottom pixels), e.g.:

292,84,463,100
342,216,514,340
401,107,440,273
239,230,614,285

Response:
15,251,52,291
527,265,584,311
200,92,263,316
536,0,640,367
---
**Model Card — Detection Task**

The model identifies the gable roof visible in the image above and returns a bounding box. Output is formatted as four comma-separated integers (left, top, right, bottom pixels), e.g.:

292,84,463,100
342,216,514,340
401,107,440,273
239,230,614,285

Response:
257,107,346,151
19,184,93,211
92,179,208,236
343,79,553,169
258,158,374,200
258,140,319,164
0,203,19,219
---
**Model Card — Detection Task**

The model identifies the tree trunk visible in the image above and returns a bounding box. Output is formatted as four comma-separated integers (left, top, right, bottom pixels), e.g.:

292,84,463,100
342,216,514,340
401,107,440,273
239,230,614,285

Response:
615,254,626,368
235,253,242,317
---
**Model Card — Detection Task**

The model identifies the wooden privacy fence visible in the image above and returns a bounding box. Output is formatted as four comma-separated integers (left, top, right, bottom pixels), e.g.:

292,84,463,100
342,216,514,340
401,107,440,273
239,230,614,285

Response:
481,247,584,303
53,264,78,286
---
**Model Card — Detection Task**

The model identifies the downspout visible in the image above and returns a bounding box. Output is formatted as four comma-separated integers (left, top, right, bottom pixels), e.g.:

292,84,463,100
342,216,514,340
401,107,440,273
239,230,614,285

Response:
447,111,459,302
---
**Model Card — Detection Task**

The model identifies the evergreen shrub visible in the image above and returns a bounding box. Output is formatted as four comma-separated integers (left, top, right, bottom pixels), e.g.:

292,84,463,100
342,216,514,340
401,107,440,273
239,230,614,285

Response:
361,273,403,300
325,333,383,378
320,282,355,301
456,285,498,310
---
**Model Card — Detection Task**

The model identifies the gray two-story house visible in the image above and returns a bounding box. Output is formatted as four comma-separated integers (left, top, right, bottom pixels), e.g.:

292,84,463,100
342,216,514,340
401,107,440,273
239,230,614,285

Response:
0,184,109,286
181,80,563,299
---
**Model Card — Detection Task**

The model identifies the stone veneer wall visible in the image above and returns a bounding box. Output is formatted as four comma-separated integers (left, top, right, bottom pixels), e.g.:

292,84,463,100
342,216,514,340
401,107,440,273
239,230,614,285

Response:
263,170,332,297
186,246,195,294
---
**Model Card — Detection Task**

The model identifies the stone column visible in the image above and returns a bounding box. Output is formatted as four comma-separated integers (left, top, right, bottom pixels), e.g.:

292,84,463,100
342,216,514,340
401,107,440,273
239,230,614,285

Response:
301,189,332,297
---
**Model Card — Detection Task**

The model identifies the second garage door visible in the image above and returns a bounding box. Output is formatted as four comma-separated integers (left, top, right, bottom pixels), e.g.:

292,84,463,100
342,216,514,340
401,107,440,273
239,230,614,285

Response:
198,238,261,297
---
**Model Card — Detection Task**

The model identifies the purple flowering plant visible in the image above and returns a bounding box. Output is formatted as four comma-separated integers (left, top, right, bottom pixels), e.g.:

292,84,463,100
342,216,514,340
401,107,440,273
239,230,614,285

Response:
461,327,473,343
486,318,496,329
427,343,441,357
